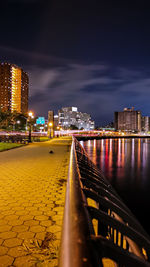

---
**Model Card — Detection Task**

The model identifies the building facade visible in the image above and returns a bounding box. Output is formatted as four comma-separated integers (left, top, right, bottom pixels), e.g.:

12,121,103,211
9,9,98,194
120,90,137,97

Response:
114,107,141,132
58,107,95,130
141,116,150,132
0,62,29,113
48,110,54,137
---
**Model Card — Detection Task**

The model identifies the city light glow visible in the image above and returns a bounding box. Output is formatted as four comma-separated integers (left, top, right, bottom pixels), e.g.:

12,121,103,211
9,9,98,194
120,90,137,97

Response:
28,111,33,117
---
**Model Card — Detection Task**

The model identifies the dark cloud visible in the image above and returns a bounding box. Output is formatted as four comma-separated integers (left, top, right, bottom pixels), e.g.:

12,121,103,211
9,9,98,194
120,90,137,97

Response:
1,45,150,124
28,59,150,123
0,46,70,67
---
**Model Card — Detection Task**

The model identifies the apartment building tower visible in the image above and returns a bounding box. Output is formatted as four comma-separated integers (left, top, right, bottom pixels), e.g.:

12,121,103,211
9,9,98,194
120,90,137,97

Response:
0,62,29,114
58,107,95,130
114,107,141,132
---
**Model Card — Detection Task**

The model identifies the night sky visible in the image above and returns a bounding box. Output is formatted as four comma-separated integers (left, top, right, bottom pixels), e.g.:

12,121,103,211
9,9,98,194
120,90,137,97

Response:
1,0,150,125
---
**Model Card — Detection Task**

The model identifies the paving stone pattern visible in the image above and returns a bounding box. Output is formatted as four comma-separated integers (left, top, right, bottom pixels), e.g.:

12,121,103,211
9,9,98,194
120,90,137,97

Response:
0,137,72,267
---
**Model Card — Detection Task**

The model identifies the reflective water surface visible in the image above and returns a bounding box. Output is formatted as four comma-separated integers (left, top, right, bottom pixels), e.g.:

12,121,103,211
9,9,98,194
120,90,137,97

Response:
81,138,150,235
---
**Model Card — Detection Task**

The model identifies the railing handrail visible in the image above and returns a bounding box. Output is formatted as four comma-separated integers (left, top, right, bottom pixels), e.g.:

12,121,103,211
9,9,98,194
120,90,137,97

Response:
59,138,99,267
59,137,150,267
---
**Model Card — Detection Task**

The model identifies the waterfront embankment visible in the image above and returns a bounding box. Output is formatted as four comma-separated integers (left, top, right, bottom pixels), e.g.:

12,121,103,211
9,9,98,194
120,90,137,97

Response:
0,137,72,267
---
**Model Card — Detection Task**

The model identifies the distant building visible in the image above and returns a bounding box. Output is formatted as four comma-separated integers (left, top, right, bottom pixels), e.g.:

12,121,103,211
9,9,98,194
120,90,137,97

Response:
48,110,54,124
54,115,59,128
58,107,95,130
0,62,29,113
48,110,54,137
114,107,141,132
141,116,150,132
104,121,114,129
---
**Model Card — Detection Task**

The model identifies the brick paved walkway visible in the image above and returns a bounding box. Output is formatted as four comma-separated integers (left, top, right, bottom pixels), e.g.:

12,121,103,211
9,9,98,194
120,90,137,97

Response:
0,137,72,267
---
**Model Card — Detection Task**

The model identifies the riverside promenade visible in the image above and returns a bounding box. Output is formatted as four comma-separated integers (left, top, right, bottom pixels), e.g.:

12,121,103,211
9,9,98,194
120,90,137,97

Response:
0,137,72,267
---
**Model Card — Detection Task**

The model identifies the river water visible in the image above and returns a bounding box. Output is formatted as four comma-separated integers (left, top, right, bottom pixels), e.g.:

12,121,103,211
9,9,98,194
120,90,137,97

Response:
80,138,150,235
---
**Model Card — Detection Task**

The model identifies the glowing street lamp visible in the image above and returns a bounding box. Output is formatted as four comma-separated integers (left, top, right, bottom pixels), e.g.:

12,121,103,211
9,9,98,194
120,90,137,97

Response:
49,122,53,139
28,111,34,142
56,126,60,137
28,111,33,117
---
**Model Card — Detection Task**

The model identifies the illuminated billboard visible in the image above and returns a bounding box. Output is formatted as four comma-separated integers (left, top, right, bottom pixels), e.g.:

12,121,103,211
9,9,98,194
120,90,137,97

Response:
36,117,45,125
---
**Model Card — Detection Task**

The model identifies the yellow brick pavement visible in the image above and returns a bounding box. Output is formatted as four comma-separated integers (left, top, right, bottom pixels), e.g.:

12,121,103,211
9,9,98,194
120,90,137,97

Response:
0,137,72,267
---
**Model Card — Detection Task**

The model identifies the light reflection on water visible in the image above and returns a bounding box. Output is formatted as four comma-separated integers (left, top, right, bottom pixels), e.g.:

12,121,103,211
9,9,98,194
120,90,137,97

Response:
81,138,150,235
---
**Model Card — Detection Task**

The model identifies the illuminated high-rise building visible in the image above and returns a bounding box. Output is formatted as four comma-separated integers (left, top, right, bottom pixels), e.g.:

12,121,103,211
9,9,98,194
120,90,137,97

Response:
114,107,141,132
0,62,28,113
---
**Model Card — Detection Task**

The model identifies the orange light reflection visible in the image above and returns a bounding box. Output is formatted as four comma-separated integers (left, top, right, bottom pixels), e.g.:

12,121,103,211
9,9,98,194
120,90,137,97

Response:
137,139,141,171
92,139,97,164
121,139,125,167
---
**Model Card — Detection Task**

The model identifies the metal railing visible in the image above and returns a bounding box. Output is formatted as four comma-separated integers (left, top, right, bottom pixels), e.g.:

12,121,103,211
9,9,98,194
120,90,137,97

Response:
59,137,150,267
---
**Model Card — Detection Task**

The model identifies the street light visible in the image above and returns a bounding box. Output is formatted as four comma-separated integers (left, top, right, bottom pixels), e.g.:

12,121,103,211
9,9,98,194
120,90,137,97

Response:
28,112,33,117
57,126,60,137
28,111,34,142
49,122,53,139
16,120,20,131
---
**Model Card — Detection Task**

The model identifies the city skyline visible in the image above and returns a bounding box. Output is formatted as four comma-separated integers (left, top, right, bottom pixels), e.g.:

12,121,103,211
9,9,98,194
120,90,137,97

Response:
1,1,150,124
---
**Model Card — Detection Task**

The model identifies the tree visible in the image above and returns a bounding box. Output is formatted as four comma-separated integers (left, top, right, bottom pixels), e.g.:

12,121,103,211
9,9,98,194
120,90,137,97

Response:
0,110,28,131
0,110,10,129
69,124,78,130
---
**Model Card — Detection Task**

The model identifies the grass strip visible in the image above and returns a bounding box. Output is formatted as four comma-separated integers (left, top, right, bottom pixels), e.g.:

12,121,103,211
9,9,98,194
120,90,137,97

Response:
0,143,24,152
